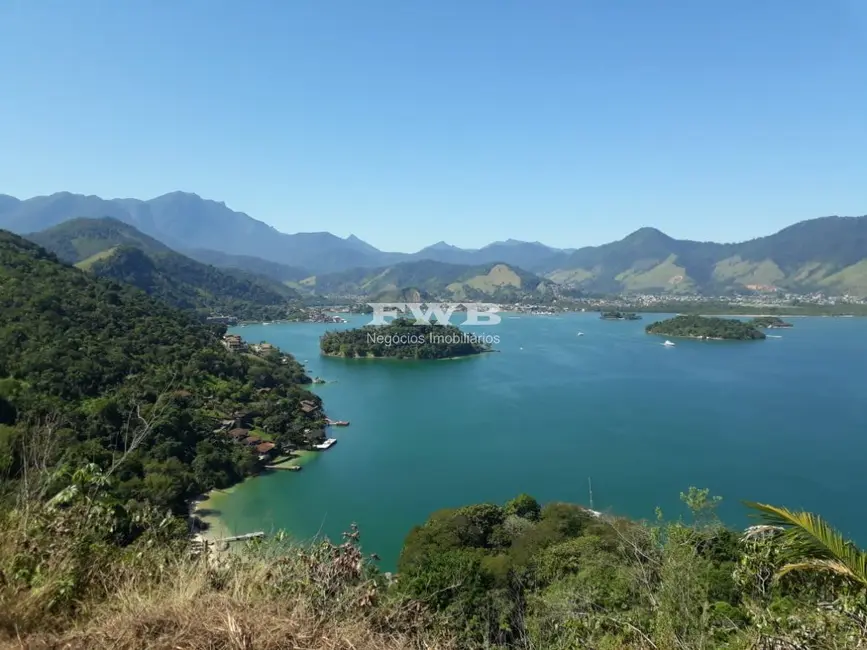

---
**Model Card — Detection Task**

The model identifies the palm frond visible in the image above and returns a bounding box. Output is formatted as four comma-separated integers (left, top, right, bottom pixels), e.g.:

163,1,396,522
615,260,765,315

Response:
777,559,859,582
744,501,867,587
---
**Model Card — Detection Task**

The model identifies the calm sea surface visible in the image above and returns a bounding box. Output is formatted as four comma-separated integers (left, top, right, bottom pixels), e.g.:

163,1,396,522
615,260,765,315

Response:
205,314,867,570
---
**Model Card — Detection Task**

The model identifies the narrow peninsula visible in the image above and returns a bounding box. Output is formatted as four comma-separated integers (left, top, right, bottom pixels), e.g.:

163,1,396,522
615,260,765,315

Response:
320,317,494,359
750,315,793,328
646,315,766,341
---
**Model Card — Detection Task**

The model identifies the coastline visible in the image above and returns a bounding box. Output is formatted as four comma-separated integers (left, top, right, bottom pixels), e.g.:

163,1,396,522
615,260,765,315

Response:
320,349,495,361
191,450,320,542
647,332,762,341
192,486,237,541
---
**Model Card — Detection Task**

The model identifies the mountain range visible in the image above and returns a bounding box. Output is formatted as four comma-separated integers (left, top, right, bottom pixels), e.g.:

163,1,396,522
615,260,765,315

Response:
300,259,571,302
28,217,299,319
4,190,867,295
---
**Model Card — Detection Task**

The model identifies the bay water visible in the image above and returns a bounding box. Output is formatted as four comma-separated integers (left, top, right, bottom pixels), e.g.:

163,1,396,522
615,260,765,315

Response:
204,314,867,570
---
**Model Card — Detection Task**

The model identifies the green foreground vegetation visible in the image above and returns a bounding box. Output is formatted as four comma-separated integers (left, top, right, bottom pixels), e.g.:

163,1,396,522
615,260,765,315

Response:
320,318,493,359
3,469,867,649
646,315,767,340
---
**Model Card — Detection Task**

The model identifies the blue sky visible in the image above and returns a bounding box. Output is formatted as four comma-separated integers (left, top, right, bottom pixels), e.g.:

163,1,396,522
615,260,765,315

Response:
1,1,865,252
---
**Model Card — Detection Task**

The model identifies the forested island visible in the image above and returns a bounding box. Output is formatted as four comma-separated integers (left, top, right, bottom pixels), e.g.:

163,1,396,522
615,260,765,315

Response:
750,315,794,328
320,317,494,359
646,315,766,340
600,310,641,320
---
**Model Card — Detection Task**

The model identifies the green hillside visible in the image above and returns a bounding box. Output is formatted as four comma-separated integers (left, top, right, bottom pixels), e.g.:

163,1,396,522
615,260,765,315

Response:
27,216,172,263
90,247,299,320
547,216,867,295
0,230,319,515
28,218,299,320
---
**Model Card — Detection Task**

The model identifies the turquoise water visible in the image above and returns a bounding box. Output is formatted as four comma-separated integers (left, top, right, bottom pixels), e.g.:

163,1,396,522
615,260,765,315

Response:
210,314,867,570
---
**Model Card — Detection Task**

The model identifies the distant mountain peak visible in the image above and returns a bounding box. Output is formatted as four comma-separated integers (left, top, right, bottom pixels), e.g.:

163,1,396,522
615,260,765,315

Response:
622,226,673,243
429,240,459,251
157,190,203,201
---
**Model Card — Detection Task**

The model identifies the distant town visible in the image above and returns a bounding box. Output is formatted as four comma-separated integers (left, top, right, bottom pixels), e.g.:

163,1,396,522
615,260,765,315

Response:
205,289,867,325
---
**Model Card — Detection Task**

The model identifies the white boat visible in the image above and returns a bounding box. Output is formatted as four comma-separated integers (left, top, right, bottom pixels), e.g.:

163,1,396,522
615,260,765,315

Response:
663,340,676,347
576,332,584,336
313,438,337,450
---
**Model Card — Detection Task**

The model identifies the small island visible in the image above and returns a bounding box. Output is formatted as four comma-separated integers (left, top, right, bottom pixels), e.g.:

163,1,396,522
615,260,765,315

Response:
750,316,793,329
600,311,642,320
646,315,766,341
320,317,494,359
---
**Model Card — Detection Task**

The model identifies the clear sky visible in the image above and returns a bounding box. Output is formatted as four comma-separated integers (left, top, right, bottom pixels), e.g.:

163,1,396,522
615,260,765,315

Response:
1,1,865,252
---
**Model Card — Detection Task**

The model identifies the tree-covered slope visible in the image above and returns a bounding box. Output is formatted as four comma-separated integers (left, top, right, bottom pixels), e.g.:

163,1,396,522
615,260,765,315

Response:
0,230,321,514
27,216,173,263
28,218,299,319
90,246,298,319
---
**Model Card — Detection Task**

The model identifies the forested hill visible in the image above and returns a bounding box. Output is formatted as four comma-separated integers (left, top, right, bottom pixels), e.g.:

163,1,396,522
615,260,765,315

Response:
0,230,320,517
27,216,172,262
28,217,299,320
90,246,298,320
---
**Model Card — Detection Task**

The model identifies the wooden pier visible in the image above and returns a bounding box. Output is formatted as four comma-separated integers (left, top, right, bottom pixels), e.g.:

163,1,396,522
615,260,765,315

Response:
219,531,265,543
266,464,302,471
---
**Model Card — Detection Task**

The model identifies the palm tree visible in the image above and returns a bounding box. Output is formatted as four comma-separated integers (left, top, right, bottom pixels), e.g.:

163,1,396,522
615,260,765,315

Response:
745,502,867,587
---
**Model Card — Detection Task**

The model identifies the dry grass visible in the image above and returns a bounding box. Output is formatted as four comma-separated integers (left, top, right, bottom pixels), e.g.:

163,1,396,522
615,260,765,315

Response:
0,502,452,650
6,597,441,650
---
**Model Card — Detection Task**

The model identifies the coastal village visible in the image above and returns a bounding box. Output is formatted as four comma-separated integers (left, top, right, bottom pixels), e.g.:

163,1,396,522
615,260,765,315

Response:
193,331,350,553
219,331,345,452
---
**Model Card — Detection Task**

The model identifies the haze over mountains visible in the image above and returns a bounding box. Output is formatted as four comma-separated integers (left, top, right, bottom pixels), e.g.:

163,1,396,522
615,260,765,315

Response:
28,217,299,319
4,190,867,296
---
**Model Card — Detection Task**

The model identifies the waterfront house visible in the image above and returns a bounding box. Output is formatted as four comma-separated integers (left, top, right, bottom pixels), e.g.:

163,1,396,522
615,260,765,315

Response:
253,342,275,355
255,442,276,459
222,334,246,352
300,400,319,414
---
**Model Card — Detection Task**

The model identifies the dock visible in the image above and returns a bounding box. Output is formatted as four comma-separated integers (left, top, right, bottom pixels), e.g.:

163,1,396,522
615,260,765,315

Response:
218,531,265,543
314,438,337,450
325,418,350,426
266,464,302,471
